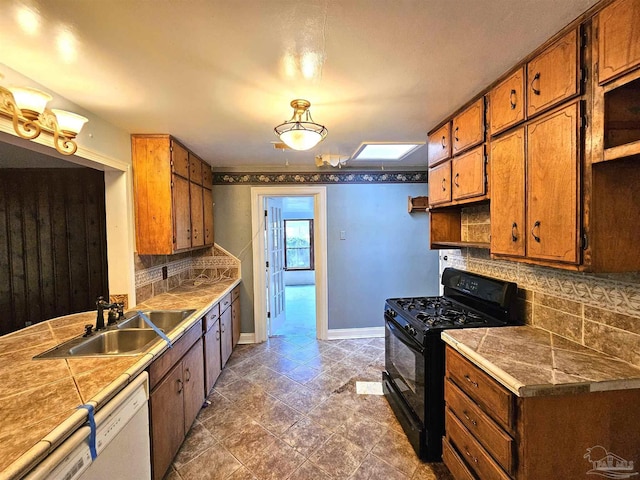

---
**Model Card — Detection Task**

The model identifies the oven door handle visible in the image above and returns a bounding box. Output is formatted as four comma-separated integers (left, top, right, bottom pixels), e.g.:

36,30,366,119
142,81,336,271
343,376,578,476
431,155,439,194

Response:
386,316,425,354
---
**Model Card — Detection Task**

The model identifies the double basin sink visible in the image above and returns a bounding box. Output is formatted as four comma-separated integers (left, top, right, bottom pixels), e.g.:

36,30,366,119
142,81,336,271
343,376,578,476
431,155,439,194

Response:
34,309,196,359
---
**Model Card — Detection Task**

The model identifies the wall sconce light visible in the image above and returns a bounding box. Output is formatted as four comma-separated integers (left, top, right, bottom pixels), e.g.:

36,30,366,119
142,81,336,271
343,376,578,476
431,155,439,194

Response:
0,85,88,155
274,99,327,151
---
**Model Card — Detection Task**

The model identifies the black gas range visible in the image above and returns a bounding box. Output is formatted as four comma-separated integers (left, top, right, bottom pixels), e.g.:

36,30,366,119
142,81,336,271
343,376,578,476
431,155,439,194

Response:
382,268,518,461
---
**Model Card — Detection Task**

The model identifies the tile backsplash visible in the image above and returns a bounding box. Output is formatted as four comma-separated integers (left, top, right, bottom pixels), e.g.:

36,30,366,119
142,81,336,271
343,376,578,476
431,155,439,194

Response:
134,244,240,303
441,248,640,368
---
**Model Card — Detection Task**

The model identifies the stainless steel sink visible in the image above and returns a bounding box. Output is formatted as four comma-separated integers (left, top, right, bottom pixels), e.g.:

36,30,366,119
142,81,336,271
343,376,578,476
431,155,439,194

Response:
117,309,196,331
68,329,161,355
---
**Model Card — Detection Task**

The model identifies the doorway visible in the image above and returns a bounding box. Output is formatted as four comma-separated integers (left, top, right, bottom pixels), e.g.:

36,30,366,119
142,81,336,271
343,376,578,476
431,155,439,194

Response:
251,186,328,342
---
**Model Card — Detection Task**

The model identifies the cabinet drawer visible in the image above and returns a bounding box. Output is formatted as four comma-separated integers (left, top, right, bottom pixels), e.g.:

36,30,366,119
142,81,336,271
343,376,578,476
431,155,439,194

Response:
451,146,486,201
149,319,202,389
428,161,452,206
446,409,511,480
232,285,240,302
452,98,485,156
490,67,525,135
446,379,515,473
443,439,476,480
446,347,513,430
203,304,220,332
428,122,452,167
526,28,579,117
220,292,232,313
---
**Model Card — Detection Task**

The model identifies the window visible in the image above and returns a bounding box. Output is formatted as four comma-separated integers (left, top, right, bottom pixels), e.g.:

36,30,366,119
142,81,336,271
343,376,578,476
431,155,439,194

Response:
284,219,314,270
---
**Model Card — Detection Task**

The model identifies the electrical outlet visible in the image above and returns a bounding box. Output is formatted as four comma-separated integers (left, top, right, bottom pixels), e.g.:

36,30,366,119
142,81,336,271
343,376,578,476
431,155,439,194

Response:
162,266,168,280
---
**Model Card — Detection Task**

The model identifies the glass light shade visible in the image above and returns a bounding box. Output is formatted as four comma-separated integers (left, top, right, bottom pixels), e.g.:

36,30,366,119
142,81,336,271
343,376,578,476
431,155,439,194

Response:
51,109,88,136
8,87,52,118
279,128,323,151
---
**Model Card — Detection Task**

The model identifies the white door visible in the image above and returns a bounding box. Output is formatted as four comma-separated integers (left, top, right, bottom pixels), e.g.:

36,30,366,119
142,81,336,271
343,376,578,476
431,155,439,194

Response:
265,197,285,336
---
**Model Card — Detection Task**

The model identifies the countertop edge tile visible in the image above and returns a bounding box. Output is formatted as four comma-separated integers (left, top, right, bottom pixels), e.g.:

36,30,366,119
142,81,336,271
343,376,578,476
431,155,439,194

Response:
0,441,50,480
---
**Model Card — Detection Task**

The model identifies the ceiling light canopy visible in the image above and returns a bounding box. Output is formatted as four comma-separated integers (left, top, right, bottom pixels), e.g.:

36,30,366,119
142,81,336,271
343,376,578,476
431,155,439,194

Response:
274,99,327,151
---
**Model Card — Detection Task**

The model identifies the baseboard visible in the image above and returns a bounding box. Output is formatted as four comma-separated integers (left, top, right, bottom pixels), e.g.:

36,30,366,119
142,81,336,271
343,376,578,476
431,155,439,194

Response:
326,327,384,340
238,332,256,344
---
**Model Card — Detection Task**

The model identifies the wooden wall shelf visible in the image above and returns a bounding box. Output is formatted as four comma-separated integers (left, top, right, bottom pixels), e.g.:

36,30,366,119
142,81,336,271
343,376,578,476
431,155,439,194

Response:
431,241,490,250
408,196,429,213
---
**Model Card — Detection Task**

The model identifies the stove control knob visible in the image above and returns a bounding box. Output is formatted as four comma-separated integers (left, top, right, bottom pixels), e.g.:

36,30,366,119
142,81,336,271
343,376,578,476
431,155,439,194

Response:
408,326,417,336
387,309,397,318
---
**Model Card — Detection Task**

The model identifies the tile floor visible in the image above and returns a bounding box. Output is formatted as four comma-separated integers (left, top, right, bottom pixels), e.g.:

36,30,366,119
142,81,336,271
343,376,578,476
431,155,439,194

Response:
271,285,316,337
163,286,453,480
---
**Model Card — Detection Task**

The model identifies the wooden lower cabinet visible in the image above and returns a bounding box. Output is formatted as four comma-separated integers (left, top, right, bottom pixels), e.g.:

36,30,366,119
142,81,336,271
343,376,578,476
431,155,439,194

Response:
148,322,204,480
444,347,640,480
203,305,222,395
231,286,240,348
220,303,233,367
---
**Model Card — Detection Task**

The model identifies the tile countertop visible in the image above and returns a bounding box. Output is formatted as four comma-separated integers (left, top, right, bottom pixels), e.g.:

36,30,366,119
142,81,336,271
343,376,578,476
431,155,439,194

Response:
441,325,640,398
0,278,240,480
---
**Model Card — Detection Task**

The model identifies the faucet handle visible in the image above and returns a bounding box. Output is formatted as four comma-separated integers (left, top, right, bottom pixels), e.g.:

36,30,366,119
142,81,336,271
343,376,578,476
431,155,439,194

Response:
83,324,94,337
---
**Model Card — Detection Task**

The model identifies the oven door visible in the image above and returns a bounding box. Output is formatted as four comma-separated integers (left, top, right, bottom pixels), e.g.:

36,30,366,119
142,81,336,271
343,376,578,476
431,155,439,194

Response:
384,314,425,421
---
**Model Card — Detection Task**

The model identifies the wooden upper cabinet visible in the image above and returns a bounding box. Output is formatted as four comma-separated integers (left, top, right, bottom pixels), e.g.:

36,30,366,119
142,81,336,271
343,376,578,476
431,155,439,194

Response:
452,98,485,156
132,134,214,254
527,29,580,118
526,102,580,264
202,164,213,189
171,141,190,179
598,0,640,84
189,153,203,186
490,128,526,257
428,122,451,167
203,188,214,246
490,67,525,136
451,146,485,201
429,161,452,206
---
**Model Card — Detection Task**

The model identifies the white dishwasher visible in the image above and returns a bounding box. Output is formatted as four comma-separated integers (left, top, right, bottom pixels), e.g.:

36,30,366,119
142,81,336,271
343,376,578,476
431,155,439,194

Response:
26,372,151,480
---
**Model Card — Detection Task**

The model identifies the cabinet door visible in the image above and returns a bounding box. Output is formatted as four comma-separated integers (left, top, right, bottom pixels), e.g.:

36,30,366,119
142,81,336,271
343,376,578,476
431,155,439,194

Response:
452,98,485,155
220,307,233,367
172,174,191,251
232,297,240,348
150,363,184,480
190,183,204,248
451,146,485,201
428,122,451,167
527,29,579,117
490,67,525,135
527,103,580,263
202,164,213,189
189,153,203,186
182,338,204,434
203,187,214,246
171,141,190,179
204,319,222,394
598,0,640,84
490,128,526,257
428,162,452,206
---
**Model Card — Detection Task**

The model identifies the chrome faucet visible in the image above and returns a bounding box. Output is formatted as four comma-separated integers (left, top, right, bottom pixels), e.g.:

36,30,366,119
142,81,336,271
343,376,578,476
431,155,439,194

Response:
95,296,124,330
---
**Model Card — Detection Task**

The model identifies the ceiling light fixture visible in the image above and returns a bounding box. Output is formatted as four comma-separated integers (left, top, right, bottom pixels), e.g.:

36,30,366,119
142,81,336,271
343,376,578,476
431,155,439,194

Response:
274,99,327,151
0,85,88,155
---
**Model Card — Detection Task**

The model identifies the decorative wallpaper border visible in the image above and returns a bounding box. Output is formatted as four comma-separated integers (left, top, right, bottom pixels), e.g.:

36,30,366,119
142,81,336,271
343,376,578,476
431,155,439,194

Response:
213,171,427,185
443,249,640,318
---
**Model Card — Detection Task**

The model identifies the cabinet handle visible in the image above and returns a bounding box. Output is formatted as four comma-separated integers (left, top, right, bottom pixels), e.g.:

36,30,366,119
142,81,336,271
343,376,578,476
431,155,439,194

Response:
531,220,541,243
509,89,517,109
511,222,518,242
531,72,541,95
464,374,479,388
441,178,447,192
185,368,191,383
454,173,460,188
464,447,479,464
216,329,220,340
193,229,198,239
454,126,459,143
177,378,183,394
441,135,446,149
463,410,478,426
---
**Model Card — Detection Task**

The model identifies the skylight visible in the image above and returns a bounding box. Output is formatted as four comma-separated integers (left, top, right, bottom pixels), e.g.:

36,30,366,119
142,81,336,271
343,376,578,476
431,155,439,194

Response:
351,142,424,161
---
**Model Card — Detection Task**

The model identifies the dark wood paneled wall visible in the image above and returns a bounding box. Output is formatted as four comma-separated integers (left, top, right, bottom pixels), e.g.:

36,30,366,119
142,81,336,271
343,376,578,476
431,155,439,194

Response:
0,169,108,335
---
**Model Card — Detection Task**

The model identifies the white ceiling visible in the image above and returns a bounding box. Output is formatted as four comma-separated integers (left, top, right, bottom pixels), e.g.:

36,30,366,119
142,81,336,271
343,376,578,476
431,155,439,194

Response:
0,0,599,170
